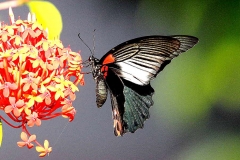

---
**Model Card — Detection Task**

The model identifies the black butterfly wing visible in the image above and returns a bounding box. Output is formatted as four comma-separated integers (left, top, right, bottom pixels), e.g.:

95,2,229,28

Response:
121,80,154,134
98,35,198,136
100,35,198,86
104,69,125,136
105,69,154,136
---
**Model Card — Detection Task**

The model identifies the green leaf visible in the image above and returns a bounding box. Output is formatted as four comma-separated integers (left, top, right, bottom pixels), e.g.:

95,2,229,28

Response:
26,1,62,40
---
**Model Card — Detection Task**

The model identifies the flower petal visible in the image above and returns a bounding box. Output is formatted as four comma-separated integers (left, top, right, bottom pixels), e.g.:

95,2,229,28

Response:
43,140,49,149
23,83,30,92
69,93,76,101
29,134,36,142
3,88,9,97
36,118,41,126
20,132,28,142
13,107,20,117
55,91,61,100
16,99,24,107
47,147,52,155
27,119,34,127
38,152,47,157
42,41,49,51
34,96,43,103
17,141,26,147
9,97,16,105
31,83,38,91
24,107,31,115
36,146,45,152
45,97,51,105
4,105,13,113
8,83,17,90
32,112,38,117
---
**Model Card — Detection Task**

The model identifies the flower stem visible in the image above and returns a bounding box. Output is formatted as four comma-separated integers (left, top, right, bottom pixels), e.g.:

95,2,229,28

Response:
3,58,11,82
0,115,22,128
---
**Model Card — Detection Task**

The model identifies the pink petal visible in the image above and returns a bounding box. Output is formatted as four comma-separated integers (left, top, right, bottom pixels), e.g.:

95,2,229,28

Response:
20,132,28,141
3,88,9,97
62,105,69,111
4,105,13,113
29,134,36,142
9,97,16,105
27,119,34,127
45,97,51,105
31,83,38,91
32,112,38,117
9,83,18,90
69,93,76,101
23,83,30,92
45,49,51,59
36,118,41,126
13,108,20,117
16,99,24,107
17,141,26,147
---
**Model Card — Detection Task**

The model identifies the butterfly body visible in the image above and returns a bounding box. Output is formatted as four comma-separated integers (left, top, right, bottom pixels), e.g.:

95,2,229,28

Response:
90,35,198,136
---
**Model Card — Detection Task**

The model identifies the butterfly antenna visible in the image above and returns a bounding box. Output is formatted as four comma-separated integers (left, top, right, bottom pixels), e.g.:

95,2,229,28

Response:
92,29,96,56
78,33,93,55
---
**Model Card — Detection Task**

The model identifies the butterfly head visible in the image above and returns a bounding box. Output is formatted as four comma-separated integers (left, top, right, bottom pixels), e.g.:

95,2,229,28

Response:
89,55,99,67
89,55,102,79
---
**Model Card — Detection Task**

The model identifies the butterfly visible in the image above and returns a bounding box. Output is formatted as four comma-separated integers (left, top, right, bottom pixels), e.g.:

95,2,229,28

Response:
89,35,198,136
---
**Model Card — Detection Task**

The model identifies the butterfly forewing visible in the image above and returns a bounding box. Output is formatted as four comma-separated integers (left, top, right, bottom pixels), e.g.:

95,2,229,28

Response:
92,35,198,136
171,35,199,54
101,36,198,86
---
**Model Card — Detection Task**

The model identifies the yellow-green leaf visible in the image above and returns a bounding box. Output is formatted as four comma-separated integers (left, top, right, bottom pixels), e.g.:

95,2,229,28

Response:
26,1,62,40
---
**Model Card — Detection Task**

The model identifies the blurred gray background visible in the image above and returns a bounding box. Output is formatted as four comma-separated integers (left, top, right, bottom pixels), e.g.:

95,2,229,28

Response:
0,0,240,160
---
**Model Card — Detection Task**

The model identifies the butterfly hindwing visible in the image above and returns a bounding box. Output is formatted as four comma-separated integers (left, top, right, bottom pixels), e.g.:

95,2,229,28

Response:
104,69,125,136
105,69,154,136
122,80,154,134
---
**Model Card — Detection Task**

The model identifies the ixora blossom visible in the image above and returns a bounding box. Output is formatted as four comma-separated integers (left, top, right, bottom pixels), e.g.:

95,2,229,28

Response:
0,8,84,157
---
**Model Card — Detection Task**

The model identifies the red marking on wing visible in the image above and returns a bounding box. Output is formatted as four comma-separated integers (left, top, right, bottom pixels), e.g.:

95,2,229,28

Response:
101,66,109,79
102,54,115,65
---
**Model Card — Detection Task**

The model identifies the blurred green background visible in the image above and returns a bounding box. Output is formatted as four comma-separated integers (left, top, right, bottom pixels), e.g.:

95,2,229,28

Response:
147,0,240,159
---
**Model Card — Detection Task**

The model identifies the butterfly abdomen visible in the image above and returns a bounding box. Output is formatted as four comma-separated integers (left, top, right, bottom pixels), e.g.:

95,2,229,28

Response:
95,75,108,108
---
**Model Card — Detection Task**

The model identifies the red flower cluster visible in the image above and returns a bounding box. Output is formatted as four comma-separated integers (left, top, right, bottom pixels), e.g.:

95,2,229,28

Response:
0,8,84,157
